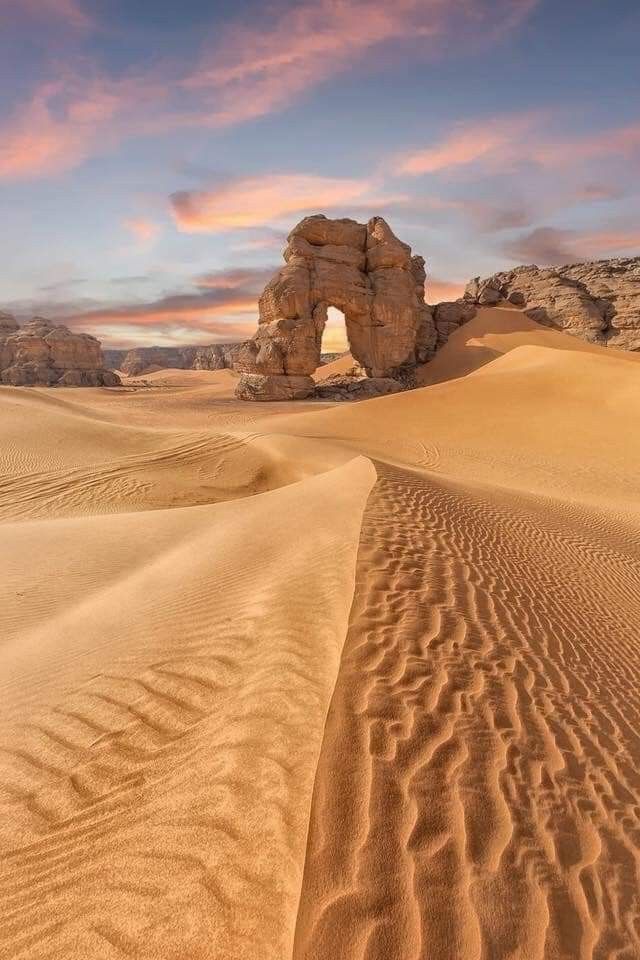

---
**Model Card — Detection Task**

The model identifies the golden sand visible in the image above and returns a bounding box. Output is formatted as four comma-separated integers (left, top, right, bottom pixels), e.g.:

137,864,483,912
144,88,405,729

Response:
1,308,638,959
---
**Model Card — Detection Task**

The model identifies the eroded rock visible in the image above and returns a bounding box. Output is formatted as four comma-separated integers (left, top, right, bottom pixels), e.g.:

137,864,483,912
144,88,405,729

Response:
464,258,640,349
433,301,477,348
315,375,402,401
235,373,315,401
235,214,436,400
0,315,120,387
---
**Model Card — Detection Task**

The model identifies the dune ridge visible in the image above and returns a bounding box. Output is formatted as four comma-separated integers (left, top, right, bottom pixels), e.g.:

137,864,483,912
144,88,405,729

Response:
294,464,640,959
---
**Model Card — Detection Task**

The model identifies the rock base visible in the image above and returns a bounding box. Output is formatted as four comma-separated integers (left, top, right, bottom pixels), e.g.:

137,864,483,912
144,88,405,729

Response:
235,373,315,401
1,364,120,387
315,375,402,401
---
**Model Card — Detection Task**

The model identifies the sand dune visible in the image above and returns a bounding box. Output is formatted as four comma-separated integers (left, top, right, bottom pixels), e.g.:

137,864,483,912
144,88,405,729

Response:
0,458,375,959
416,306,640,387
263,338,640,510
1,307,638,958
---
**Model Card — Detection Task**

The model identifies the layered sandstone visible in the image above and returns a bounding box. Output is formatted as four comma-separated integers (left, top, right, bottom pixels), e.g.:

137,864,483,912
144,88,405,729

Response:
464,257,640,350
234,215,436,400
0,315,120,387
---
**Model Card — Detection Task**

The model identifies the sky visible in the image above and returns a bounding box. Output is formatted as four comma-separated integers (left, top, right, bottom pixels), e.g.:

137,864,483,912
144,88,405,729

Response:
0,0,638,350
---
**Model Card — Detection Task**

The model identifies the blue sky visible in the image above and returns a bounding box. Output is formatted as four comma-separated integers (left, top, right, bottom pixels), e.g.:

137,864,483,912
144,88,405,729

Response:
0,0,638,348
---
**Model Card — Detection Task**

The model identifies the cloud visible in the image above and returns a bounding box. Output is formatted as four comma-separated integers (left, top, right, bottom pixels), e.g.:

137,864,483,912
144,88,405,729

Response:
504,225,640,265
0,1,538,180
33,265,278,344
124,218,162,245
185,0,538,126
398,113,548,176
0,0,92,29
399,114,640,179
0,75,147,180
194,266,278,290
171,174,404,232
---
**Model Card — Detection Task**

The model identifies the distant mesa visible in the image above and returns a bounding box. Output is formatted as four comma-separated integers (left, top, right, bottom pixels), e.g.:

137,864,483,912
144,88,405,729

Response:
0,314,120,387
103,343,242,378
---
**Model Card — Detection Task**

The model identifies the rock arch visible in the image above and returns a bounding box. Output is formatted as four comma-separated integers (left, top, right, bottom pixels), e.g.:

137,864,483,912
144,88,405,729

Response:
234,215,436,400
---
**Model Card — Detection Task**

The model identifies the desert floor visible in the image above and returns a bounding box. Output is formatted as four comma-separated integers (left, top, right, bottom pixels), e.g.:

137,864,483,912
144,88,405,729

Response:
1,307,639,959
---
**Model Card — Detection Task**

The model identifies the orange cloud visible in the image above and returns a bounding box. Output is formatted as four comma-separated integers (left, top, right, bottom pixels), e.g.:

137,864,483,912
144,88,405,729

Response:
124,218,162,245
76,300,257,329
171,174,404,232
399,114,544,175
48,265,278,342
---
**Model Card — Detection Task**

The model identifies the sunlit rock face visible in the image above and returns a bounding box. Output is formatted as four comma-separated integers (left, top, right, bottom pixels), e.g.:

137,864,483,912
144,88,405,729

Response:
234,215,436,401
464,258,640,351
0,315,120,387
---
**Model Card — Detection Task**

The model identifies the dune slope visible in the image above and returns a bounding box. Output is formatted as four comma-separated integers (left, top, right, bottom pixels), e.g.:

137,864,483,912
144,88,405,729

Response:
0,458,375,960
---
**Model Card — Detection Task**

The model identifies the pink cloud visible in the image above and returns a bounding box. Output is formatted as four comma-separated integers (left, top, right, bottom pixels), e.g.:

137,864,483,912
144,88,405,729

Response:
0,1,538,180
185,1,538,126
399,114,640,178
0,0,92,29
399,113,548,175
531,123,640,168
171,174,405,232
0,76,142,180
124,218,162,245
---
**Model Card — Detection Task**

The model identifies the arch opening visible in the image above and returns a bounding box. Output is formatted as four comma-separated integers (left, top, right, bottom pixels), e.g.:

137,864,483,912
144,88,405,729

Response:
320,306,350,362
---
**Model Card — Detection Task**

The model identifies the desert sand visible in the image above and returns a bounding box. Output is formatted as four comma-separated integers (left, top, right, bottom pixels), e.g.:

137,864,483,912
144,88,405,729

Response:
1,307,638,959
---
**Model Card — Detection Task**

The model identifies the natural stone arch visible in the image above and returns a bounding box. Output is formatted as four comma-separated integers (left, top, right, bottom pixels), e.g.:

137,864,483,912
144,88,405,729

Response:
234,215,436,400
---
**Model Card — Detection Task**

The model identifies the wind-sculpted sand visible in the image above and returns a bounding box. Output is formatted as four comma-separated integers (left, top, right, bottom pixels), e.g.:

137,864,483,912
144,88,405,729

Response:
1,307,638,958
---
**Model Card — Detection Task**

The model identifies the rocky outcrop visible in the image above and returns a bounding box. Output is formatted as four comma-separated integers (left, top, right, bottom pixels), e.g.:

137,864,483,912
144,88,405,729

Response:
193,343,243,371
315,374,402,401
464,257,640,350
432,301,477,349
0,315,120,387
235,373,315,402
234,215,436,400
104,343,241,376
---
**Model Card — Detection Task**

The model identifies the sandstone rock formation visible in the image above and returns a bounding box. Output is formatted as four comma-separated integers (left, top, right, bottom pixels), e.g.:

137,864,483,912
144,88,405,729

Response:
464,257,640,350
0,315,120,387
104,343,241,377
234,215,436,400
315,373,402,401
193,343,243,371
432,301,477,349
